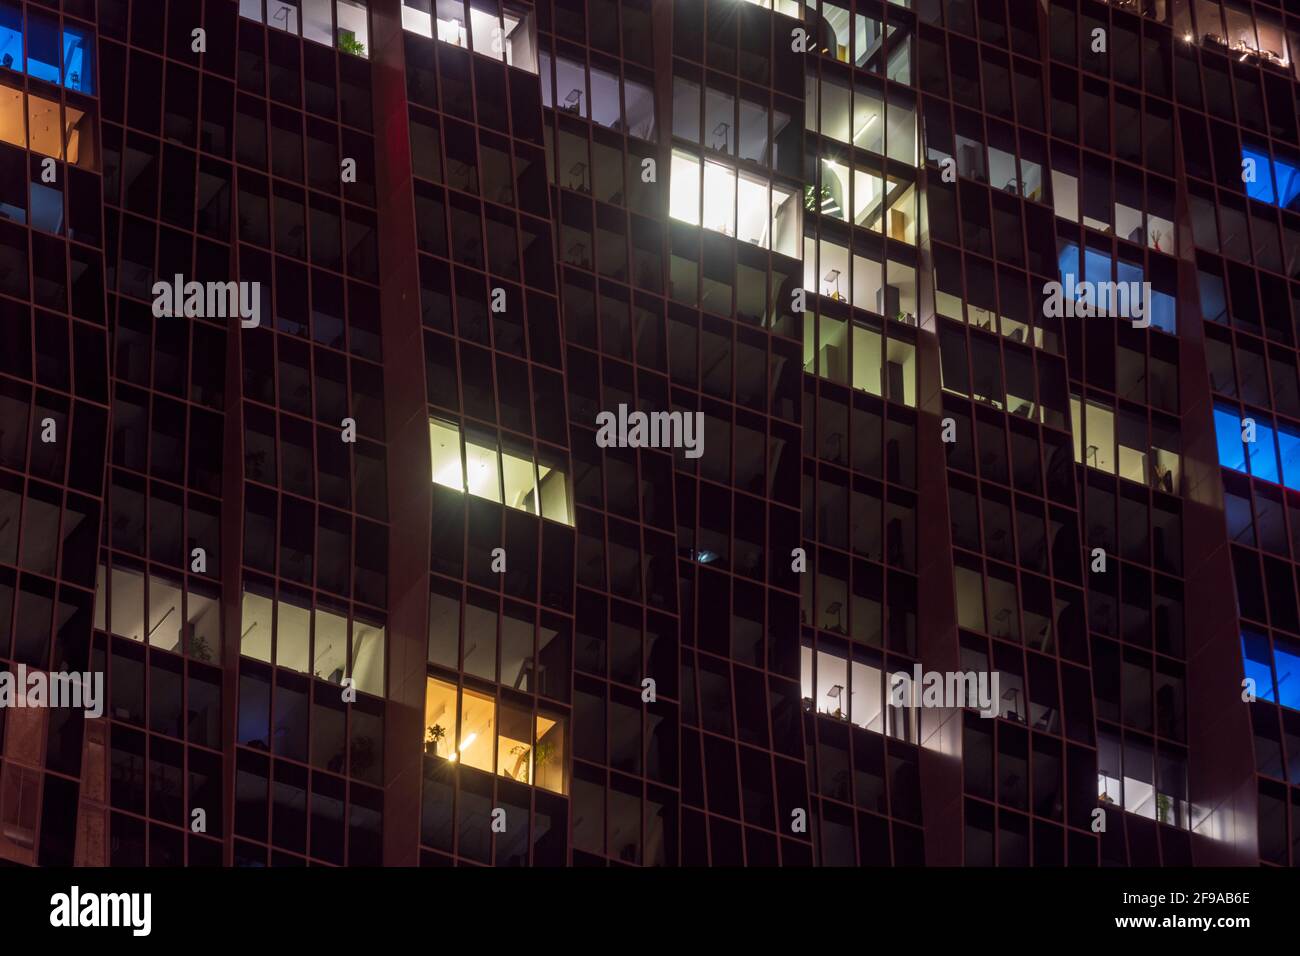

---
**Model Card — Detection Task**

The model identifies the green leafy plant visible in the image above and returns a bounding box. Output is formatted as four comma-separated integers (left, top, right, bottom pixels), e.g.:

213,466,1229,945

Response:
533,739,556,767
338,32,366,57
804,183,832,214
189,633,214,663
1156,792,1171,824
425,724,446,756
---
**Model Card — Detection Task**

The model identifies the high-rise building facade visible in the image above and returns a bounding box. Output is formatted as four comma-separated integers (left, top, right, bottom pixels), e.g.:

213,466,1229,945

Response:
0,0,1294,868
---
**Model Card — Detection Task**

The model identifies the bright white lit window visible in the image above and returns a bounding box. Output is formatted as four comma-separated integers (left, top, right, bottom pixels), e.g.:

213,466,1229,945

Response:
702,160,736,236
670,148,701,225
430,418,465,491
402,0,435,37
428,419,572,524
351,619,386,696
737,171,770,247
267,0,300,32
336,0,370,57
465,436,503,503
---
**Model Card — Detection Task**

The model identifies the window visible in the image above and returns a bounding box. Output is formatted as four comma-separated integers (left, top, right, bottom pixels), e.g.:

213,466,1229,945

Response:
670,146,799,253
403,0,435,36
428,418,572,524
0,81,96,169
423,676,568,793
0,5,19,75
1214,405,1249,473
336,0,370,56
239,589,385,694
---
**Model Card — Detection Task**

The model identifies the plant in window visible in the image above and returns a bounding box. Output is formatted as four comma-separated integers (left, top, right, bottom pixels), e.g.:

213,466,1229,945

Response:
804,183,832,214
1156,792,1171,824
338,31,367,56
425,724,446,756
508,744,532,780
508,740,556,782
189,633,215,663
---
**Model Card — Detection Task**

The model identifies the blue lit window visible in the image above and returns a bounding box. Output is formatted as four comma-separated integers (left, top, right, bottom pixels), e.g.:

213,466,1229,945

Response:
1149,289,1175,333
1248,420,1281,482
1057,240,1079,284
1241,147,1300,212
0,4,20,74
62,26,92,93
1276,639,1300,711
1242,146,1276,204
1275,157,1300,211
0,8,95,92
1214,405,1249,473
1242,631,1276,703
1278,425,1300,491
25,11,59,85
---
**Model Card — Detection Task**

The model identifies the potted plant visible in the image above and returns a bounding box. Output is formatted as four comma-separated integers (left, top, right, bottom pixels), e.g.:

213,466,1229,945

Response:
1156,792,1171,824
338,31,366,57
189,633,214,663
425,724,446,757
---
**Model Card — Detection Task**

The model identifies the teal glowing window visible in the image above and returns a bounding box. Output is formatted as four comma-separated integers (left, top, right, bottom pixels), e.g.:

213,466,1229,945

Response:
1242,146,1300,211
1243,632,1300,711
0,5,94,93
25,11,58,84
1243,147,1276,204
1276,642,1300,710
1057,240,1175,332
0,5,19,73
1242,632,1276,703
62,26,92,93
1214,405,1248,473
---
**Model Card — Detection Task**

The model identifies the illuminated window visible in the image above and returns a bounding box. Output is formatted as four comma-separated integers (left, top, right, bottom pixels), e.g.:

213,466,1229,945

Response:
351,618,385,696
402,0,435,37
534,711,566,794
429,419,572,524
240,588,275,663
61,26,93,93
336,0,370,56
277,599,311,673
267,0,300,33
537,451,571,525
669,148,700,225
501,438,538,513
737,171,770,246
497,700,533,782
147,577,183,652
433,0,467,46
26,93,59,159
771,183,800,257
457,686,495,772
818,158,850,221
464,432,502,503
429,418,465,491
0,5,19,75
423,676,458,758
702,159,736,236
469,1,500,57
314,607,348,683
186,588,222,663
886,178,916,244
852,325,883,396
853,167,883,230
853,82,884,153
304,0,335,45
